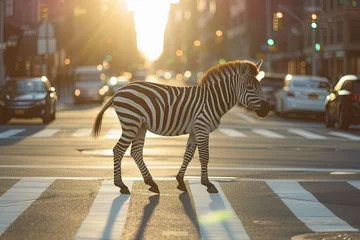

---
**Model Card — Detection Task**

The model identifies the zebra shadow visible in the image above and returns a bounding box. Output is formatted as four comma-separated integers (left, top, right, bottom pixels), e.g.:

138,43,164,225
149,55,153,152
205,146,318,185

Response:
134,194,160,240
101,194,130,240
179,192,201,235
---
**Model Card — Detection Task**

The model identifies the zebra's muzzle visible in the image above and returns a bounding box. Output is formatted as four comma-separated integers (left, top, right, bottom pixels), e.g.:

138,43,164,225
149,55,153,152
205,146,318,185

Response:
256,100,269,118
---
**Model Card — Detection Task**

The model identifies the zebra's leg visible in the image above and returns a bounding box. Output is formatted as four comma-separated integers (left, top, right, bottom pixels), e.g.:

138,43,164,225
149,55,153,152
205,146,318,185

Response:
113,125,140,194
194,129,218,193
176,134,197,192
131,126,159,193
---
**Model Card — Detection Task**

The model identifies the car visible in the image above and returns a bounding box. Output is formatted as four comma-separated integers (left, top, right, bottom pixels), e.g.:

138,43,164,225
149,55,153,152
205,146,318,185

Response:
106,75,130,95
274,74,331,117
129,69,147,82
325,74,360,129
0,76,57,124
256,71,286,110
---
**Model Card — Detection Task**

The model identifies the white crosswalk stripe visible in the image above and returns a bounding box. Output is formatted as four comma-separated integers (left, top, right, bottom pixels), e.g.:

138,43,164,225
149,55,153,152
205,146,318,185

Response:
251,129,285,138
105,129,122,139
0,129,25,139
218,128,247,137
0,178,54,235
288,128,327,139
30,129,60,138
266,180,358,232
72,128,92,137
0,178,359,239
328,131,360,141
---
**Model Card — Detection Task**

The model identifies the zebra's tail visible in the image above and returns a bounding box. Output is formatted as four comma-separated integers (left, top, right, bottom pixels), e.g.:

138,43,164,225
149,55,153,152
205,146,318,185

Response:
91,95,115,138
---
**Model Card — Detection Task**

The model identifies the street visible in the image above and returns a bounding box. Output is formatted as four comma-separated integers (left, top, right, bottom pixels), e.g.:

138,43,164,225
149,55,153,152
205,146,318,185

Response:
1,78,360,240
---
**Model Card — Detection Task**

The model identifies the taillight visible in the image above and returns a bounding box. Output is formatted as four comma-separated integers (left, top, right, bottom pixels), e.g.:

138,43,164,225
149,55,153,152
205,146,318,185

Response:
348,95,360,101
287,92,295,97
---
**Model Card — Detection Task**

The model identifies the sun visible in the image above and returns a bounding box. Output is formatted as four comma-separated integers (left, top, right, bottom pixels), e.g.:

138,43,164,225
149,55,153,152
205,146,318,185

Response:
125,0,179,62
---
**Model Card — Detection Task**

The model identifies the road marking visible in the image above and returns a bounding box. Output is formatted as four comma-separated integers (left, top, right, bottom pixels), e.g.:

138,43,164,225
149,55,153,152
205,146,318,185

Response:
189,181,250,240
328,131,360,141
0,129,25,139
74,180,133,240
105,129,122,139
0,177,235,181
288,128,326,139
236,113,257,123
72,128,92,137
251,129,285,138
0,178,53,235
218,128,247,137
348,181,360,190
1,165,360,173
30,129,60,138
266,180,358,232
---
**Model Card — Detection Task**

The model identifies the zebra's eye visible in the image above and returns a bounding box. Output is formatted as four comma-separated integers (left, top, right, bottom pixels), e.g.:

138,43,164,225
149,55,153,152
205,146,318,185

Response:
246,85,253,91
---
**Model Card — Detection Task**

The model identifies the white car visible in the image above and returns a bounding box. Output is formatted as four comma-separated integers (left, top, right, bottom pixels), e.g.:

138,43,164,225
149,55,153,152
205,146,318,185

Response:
275,75,331,116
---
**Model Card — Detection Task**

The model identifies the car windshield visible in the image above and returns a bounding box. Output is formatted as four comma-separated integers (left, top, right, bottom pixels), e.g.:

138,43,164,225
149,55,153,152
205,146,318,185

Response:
1,80,46,93
260,77,284,87
353,81,360,93
292,79,330,89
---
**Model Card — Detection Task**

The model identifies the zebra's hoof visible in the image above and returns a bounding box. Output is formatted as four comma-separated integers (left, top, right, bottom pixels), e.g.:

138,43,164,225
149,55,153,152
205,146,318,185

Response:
120,187,131,194
207,185,218,193
177,184,188,192
149,185,160,193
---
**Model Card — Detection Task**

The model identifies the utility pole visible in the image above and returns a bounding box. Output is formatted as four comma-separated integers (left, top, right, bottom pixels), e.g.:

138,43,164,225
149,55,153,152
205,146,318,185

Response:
0,0,5,85
266,0,272,72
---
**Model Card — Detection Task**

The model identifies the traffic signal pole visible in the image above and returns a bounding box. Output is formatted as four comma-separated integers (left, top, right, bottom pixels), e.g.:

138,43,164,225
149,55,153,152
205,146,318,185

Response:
266,0,272,72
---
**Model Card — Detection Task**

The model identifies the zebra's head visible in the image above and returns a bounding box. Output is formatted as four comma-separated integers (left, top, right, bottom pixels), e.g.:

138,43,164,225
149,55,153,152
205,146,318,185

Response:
237,60,269,118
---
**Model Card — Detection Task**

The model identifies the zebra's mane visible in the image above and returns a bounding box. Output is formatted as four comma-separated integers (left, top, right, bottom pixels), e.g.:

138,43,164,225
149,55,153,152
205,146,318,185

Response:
198,60,259,85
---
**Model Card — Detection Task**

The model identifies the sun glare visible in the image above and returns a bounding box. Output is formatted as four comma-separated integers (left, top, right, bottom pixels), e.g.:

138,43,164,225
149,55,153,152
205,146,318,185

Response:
125,0,179,62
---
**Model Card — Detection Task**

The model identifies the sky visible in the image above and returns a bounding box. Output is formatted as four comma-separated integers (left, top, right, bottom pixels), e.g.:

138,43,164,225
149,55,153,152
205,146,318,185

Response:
125,0,179,62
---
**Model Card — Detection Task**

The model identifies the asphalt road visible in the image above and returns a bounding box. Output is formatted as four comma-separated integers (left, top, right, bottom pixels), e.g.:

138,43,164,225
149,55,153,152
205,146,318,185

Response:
0,78,360,240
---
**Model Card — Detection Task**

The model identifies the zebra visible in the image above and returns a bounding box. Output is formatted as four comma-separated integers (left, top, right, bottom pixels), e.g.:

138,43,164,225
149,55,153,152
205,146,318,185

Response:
91,59,269,194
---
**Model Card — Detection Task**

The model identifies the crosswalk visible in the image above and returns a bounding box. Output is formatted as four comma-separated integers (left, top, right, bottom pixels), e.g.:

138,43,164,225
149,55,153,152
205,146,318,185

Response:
1,127,360,141
0,178,359,239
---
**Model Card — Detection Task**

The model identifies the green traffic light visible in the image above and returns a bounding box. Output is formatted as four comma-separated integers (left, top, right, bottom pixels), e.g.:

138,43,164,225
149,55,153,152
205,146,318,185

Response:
267,38,275,46
315,43,321,51
311,22,317,29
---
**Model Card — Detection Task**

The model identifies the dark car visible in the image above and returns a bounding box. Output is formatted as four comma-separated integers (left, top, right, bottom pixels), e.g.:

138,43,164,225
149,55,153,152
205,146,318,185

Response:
257,72,286,110
0,77,57,124
325,75,360,129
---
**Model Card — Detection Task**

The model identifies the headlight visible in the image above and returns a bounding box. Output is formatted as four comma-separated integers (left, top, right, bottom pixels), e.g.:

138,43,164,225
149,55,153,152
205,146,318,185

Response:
35,99,46,105
110,77,117,86
74,89,81,96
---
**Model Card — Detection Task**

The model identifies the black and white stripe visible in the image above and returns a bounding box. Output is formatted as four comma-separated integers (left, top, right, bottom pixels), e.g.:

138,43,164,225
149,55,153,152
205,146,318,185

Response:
92,59,268,193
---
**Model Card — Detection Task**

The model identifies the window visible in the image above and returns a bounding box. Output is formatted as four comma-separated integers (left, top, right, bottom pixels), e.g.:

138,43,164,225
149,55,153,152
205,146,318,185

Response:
5,0,14,17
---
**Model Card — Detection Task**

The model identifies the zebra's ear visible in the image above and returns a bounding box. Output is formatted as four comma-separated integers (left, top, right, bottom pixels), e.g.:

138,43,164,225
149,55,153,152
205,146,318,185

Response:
255,59,263,70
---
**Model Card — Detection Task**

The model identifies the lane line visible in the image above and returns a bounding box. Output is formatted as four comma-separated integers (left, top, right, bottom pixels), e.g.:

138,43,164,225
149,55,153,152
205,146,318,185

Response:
251,129,285,138
1,165,360,173
30,129,60,138
74,180,133,240
348,181,360,190
0,178,54,235
288,128,326,139
266,180,358,232
189,181,250,240
0,129,25,139
72,128,92,137
236,113,257,123
218,128,247,137
105,129,122,139
328,131,360,141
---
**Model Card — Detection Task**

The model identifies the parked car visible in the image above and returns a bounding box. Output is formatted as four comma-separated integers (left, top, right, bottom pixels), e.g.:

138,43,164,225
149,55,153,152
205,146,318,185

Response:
325,74,360,129
0,77,57,124
274,74,331,117
256,71,286,110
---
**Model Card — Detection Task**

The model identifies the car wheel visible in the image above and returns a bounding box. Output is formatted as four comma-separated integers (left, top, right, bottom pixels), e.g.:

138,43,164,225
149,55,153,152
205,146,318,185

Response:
42,108,52,124
324,108,334,128
338,108,349,130
51,104,56,120
0,116,10,124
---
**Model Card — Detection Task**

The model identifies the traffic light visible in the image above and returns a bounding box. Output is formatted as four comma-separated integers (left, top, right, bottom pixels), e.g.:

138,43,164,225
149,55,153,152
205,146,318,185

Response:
315,43,321,51
39,4,48,22
267,38,275,46
273,12,284,31
310,13,318,29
